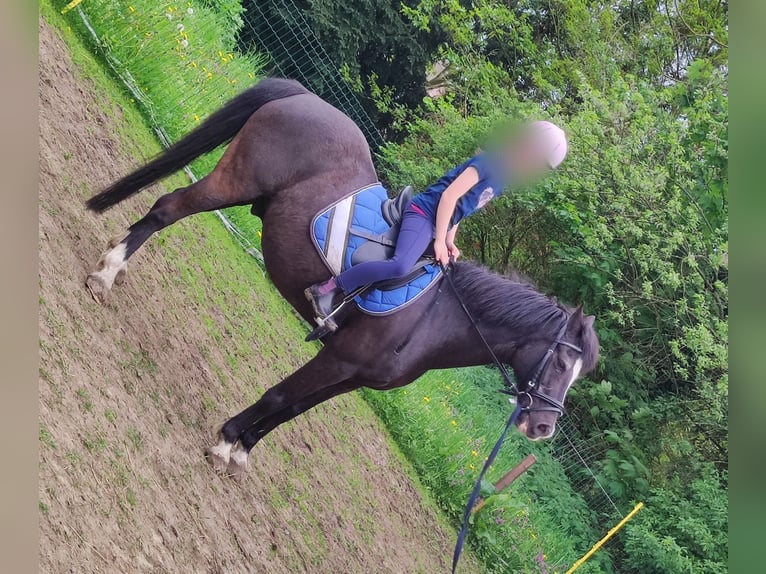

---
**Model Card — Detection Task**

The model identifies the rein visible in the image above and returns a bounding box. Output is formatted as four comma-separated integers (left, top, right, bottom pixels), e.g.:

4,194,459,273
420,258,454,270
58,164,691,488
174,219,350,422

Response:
439,262,582,573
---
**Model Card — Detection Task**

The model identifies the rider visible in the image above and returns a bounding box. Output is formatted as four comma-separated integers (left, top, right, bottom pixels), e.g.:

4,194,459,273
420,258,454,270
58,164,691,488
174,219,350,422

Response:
305,120,569,325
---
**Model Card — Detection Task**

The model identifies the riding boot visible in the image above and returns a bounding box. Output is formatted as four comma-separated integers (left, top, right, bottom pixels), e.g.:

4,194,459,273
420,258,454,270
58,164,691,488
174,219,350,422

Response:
304,278,344,328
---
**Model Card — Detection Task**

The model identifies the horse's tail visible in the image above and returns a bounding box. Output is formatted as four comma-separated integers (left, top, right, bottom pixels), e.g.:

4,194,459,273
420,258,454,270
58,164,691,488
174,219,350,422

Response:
86,78,308,213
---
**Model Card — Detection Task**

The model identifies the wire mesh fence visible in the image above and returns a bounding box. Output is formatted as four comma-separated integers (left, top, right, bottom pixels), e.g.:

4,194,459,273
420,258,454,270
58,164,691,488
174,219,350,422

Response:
239,0,385,150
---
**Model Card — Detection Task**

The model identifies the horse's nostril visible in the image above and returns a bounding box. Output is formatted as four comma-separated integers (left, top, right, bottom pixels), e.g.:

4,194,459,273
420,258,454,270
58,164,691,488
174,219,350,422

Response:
535,423,551,436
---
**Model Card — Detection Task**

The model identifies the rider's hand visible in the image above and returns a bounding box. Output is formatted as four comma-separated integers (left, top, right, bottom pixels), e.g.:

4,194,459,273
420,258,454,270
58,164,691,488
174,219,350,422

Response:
446,241,461,262
434,241,451,266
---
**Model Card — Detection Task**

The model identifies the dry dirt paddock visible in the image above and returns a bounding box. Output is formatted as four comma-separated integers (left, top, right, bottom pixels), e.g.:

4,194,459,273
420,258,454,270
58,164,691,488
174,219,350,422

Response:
38,15,477,574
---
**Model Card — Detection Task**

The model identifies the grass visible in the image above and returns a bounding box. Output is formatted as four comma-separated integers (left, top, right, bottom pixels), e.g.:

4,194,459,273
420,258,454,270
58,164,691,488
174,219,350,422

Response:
39,425,57,450
42,5,471,569
76,388,94,412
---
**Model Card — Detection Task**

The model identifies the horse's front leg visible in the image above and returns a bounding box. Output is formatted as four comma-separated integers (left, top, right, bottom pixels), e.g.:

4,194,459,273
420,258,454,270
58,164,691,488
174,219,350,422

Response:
205,349,356,477
217,368,424,479
220,379,360,480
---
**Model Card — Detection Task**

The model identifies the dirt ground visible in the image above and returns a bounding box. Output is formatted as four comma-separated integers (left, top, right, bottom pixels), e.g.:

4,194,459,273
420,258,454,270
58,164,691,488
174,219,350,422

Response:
38,17,474,574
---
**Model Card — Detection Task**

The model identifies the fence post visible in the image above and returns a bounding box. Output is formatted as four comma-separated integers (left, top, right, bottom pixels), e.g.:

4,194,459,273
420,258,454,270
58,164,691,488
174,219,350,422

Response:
472,454,537,515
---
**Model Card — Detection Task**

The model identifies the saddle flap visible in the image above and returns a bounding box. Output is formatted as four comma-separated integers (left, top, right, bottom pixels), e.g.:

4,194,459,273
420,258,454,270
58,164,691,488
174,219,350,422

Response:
310,183,441,314
350,226,399,266
381,186,413,227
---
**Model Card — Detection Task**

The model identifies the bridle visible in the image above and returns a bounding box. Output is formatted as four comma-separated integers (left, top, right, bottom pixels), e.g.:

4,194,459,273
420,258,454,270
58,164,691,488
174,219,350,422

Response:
440,262,584,573
507,319,584,416
441,263,583,417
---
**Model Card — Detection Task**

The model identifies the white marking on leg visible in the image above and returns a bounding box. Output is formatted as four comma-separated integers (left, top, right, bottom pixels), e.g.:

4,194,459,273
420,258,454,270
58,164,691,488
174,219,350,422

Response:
207,439,232,464
229,443,249,470
89,241,128,290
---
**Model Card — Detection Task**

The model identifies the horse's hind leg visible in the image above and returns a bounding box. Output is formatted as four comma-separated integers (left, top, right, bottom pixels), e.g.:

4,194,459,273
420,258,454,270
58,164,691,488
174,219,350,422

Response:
86,175,248,303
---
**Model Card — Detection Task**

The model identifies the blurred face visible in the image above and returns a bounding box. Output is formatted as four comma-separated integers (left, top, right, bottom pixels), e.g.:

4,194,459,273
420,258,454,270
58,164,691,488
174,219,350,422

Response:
501,130,554,184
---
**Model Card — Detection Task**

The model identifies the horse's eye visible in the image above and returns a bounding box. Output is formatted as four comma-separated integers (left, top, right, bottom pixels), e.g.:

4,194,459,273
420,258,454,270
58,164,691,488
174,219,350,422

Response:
555,358,567,372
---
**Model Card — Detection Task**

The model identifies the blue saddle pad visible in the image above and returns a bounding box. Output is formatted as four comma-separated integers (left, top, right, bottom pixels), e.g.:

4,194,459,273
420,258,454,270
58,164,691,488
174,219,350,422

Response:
310,183,441,316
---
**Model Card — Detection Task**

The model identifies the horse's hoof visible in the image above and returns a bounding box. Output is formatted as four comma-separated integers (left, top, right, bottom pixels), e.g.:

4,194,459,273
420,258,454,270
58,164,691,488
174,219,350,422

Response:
86,273,109,304
113,265,128,286
205,449,229,475
226,447,249,481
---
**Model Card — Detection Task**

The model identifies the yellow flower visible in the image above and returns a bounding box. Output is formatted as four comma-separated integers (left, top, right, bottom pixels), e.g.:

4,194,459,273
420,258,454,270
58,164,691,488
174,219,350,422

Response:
191,61,197,68
471,450,478,457
128,5,135,12
451,420,457,427
469,464,476,470
194,114,200,122
423,396,430,403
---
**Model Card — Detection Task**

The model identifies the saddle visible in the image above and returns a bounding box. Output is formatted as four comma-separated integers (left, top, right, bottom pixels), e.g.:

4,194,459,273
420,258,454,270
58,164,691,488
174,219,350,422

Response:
310,183,442,317
350,186,434,291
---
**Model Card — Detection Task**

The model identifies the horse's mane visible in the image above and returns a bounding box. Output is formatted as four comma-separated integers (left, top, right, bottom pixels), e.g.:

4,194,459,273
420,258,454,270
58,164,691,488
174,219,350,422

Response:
450,262,600,372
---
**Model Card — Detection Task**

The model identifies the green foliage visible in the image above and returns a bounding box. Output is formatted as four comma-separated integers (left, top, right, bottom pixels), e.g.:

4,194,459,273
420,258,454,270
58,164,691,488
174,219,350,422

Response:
63,0,269,236
198,0,246,46
63,0,727,571
238,0,445,137
624,465,727,573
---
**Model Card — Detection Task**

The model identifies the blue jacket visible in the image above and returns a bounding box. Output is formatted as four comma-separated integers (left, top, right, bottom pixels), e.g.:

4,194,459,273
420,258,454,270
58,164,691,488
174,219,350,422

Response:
411,152,509,227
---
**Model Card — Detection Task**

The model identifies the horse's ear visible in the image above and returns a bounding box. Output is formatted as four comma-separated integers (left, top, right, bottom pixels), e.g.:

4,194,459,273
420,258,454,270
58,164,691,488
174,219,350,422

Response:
567,305,584,334
583,315,595,330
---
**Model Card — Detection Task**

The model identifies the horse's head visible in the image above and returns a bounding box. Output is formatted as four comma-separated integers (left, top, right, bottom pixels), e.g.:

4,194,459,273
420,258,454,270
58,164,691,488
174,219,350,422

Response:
511,306,599,441
446,263,600,441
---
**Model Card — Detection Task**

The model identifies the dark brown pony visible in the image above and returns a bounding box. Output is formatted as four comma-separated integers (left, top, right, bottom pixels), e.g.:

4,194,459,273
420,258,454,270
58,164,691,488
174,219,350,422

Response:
85,78,599,478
